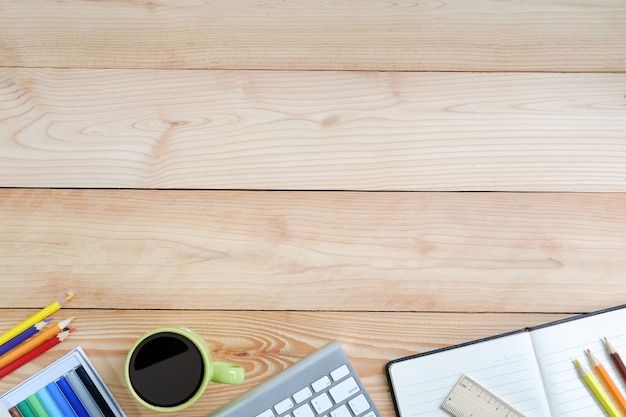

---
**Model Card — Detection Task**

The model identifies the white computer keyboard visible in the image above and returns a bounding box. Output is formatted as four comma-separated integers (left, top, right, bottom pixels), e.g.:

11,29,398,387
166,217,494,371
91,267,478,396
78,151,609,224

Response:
208,340,381,417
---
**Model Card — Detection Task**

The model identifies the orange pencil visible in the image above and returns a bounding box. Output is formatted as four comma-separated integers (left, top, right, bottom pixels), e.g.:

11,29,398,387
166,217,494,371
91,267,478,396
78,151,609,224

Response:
587,348,626,416
0,317,74,369
0,329,74,379
0,292,74,346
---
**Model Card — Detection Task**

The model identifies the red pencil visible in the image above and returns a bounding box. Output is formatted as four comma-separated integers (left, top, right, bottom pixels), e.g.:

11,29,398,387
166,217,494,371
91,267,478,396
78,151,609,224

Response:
0,328,75,379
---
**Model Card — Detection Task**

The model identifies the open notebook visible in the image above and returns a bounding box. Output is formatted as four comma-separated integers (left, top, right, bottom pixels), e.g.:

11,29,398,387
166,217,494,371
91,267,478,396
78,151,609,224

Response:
386,304,626,417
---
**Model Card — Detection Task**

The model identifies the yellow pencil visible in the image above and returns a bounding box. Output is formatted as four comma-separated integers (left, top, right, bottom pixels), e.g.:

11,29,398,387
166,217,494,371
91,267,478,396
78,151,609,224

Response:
0,317,74,369
575,358,622,417
0,292,74,346
587,349,626,416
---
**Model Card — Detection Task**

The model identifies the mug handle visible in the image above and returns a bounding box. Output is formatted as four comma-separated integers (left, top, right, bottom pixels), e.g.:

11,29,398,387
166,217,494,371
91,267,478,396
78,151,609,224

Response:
211,362,245,384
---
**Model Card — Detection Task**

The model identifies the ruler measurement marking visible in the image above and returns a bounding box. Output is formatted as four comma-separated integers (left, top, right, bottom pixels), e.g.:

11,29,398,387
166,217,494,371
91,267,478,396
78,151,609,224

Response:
441,374,527,417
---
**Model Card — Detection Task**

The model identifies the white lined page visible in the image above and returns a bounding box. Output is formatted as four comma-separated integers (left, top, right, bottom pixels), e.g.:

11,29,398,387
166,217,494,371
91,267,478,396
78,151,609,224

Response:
388,331,551,417
530,307,626,417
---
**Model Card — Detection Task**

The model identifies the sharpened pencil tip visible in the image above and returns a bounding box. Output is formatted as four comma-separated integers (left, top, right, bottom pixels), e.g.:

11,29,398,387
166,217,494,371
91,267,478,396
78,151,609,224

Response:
57,291,75,306
58,317,75,328
605,337,617,354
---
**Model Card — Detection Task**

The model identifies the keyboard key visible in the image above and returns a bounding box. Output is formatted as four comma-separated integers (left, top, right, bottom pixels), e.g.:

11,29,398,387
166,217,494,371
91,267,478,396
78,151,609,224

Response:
348,394,370,415
205,341,381,417
293,403,314,417
329,377,360,404
312,375,332,392
256,410,275,417
330,405,352,417
293,387,313,403
330,365,350,381
311,392,333,414
275,397,294,414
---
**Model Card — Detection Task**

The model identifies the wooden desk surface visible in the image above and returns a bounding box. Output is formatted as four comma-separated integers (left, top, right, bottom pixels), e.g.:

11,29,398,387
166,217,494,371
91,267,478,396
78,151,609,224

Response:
1,1,625,416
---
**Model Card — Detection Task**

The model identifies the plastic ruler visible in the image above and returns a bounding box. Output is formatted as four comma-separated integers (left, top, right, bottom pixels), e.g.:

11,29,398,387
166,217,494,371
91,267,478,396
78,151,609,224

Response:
441,374,527,417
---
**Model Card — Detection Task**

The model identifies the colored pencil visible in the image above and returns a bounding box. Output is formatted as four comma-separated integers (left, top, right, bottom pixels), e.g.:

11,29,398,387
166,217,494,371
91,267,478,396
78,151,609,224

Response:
0,318,74,370
575,358,622,417
0,329,74,379
587,348,626,415
605,337,626,385
0,319,51,357
0,293,74,346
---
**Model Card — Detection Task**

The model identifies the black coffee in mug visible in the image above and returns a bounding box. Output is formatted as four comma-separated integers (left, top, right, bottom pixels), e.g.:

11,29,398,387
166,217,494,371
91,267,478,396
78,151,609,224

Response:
125,327,245,412
127,331,204,408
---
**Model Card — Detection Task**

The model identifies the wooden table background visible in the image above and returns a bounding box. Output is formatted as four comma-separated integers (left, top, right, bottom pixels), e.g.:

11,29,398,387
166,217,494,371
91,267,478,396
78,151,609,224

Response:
1,1,625,416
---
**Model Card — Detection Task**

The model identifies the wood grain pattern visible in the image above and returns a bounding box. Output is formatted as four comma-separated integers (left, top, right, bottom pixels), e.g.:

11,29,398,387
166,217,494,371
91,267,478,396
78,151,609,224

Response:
2,69,625,191
0,310,571,417
1,0,625,71
1,188,625,313
2,2,624,416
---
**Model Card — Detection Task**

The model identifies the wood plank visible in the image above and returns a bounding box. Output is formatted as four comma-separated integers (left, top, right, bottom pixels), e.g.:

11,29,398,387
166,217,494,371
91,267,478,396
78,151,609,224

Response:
2,69,625,191
1,189,625,313
1,0,625,71
0,310,572,417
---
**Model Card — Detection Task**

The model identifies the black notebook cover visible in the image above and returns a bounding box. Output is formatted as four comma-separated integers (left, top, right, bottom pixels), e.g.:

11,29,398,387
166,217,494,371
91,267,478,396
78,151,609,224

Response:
385,304,626,417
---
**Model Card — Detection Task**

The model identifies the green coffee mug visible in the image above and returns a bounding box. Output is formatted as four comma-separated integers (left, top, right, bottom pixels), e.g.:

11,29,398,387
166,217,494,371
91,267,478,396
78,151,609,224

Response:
125,327,245,412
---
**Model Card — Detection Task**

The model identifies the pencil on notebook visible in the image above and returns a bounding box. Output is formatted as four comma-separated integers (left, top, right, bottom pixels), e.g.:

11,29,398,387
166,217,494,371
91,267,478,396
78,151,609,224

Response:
0,329,75,379
0,318,74,370
0,318,51,357
587,348,626,416
605,337,626,385
0,293,74,346
575,358,622,417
